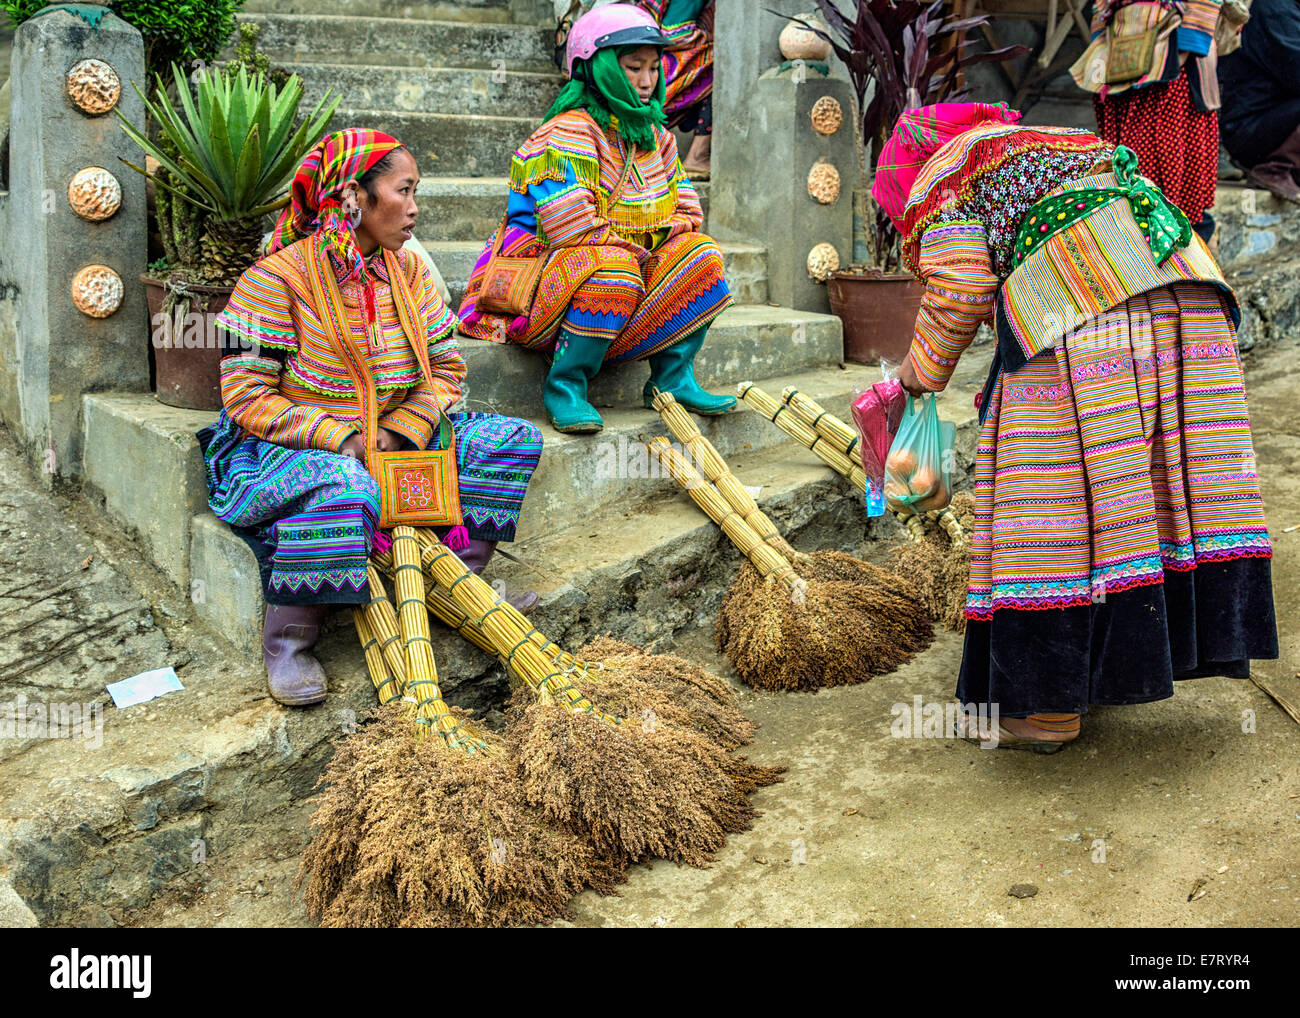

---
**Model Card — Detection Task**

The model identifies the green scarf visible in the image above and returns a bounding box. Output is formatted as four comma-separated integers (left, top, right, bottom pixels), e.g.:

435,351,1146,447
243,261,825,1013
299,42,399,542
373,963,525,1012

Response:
1014,145,1192,267
544,46,667,152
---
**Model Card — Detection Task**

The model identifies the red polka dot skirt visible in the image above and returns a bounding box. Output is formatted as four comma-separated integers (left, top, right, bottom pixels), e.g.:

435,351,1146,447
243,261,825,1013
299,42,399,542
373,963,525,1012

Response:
1094,67,1219,226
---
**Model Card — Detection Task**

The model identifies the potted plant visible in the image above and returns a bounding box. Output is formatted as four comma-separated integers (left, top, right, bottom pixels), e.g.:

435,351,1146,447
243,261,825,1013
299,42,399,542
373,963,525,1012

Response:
785,1,1025,363
117,31,336,408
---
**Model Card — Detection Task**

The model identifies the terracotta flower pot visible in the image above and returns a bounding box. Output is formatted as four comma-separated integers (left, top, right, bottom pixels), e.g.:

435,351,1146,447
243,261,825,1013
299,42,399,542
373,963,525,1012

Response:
826,269,925,365
142,274,236,410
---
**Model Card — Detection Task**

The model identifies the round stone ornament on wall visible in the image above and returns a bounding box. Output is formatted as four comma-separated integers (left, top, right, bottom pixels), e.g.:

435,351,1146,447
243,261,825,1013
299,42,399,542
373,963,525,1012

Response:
66,58,122,115
807,159,841,204
809,95,843,136
806,243,840,282
71,265,124,318
68,167,122,221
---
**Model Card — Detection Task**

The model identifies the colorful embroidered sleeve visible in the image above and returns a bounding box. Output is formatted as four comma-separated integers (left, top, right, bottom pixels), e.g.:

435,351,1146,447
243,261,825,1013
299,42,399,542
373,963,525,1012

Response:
377,255,467,449
215,263,357,452
905,221,998,391
1177,0,1221,54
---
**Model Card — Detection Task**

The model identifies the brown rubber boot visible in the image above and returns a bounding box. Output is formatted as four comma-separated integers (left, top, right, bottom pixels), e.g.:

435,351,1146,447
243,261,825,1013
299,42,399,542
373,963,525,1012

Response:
1244,123,1300,204
458,538,540,615
263,604,329,706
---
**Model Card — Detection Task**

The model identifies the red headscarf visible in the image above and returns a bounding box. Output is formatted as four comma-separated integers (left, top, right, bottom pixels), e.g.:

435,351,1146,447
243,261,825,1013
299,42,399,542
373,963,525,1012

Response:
272,128,403,327
871,102,1021,228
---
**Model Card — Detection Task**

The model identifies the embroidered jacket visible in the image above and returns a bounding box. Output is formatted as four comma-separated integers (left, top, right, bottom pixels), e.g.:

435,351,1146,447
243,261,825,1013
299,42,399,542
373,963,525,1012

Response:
215,239,465,452
906,157,1233,391
505,110,703,255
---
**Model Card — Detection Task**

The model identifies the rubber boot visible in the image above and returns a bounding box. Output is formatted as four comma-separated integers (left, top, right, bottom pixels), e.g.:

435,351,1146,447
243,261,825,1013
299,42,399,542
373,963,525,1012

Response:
1244,122,1300,204
642,325,736,415
263,604,329,706
459,538,540,615
544,329,611,434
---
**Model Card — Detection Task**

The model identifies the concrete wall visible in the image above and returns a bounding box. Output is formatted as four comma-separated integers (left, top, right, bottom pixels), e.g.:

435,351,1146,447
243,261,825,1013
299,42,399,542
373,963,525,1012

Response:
710,0,856,313
0,11,149,484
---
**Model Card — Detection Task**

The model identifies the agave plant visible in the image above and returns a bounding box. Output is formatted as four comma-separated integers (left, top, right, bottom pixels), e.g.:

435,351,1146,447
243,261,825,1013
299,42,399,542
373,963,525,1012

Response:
120,60,338,284
776,1,1026,269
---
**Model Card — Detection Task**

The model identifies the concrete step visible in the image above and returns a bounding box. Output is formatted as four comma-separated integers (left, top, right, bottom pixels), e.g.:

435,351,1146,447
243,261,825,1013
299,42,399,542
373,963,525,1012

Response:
244,13,556,72
332,106,541,177
414,176,712,241
242,0,514,23
79,304,840,594
426,238,767,307
457,303,837,417
290,61,561,119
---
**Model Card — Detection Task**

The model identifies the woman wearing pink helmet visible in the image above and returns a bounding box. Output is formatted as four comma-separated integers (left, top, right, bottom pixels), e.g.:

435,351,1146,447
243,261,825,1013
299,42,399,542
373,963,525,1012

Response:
458,3,736,434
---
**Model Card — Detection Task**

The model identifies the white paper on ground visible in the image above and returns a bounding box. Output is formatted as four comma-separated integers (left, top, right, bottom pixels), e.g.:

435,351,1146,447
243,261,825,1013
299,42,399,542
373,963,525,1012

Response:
107,667,185,709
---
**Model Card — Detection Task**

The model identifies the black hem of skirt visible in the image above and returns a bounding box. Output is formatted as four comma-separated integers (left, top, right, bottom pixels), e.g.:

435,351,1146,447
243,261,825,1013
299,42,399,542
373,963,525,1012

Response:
230,526,371,607
956,556,1278,717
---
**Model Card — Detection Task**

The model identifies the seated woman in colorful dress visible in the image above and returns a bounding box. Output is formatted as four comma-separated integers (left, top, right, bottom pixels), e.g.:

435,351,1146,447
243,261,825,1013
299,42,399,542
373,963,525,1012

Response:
198,129,543,707
459,4,735,434
875,102,1277,751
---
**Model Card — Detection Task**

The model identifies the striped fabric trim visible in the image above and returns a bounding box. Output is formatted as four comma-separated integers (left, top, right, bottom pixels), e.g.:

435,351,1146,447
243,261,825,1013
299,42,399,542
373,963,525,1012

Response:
997,171,1234,368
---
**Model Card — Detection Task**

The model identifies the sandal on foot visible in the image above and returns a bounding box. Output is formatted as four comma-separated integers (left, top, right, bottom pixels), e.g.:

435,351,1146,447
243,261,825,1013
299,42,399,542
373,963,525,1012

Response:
954,714,1072,754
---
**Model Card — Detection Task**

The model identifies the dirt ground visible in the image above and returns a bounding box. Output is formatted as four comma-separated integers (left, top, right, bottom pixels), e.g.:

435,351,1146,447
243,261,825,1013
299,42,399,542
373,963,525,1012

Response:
118,333,1300,930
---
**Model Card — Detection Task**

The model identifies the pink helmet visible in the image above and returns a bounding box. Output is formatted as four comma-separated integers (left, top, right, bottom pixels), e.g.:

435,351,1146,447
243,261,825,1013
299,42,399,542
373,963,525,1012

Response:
563,5,668,77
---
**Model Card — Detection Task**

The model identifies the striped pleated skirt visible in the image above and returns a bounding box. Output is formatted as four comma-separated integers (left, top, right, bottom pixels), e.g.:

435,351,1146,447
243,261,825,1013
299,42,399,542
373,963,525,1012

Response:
198,410,541,606
958,283,1278,716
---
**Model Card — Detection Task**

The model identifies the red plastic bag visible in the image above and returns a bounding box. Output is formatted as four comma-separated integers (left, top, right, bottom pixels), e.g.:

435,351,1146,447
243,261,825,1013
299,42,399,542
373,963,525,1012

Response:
850,378,907,517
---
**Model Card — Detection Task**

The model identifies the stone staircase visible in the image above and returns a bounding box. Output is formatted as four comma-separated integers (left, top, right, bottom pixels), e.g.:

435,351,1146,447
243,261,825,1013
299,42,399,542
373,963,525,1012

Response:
82,0,900,662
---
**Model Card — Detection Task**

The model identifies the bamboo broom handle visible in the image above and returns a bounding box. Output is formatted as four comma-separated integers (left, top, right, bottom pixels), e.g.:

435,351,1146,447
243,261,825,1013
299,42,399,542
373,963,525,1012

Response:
391,528,490,753
362,565,411,690
352,608,405,705
650,389,803,563
645,437,799,589
780,387,860,457
371,545,589,675
414,537,622,725
410,531,589,675
749,384,949,546
737,382,868,489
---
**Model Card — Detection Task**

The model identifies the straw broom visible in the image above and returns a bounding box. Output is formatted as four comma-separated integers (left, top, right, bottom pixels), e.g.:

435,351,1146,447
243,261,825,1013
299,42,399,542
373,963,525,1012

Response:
370,541,759,751
411,532,782,866
647,436,933,693
298,533,623,928
773,386,974,632
653,389,925,589
779,385,967,549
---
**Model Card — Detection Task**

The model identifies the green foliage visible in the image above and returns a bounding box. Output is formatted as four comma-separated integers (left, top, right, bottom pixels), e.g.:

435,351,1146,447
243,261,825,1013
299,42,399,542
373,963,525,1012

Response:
120,58,336,279
120,61,337,224
2,1,243,77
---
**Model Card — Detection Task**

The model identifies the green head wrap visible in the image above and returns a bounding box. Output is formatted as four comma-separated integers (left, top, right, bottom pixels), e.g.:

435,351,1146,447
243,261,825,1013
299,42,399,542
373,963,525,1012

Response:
544,45,667,152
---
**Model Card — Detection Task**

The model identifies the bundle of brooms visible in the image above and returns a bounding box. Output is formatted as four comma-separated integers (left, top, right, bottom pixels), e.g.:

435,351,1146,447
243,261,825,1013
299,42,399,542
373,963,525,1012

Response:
646,391,932,693
738,383,974,633
298,526,781,928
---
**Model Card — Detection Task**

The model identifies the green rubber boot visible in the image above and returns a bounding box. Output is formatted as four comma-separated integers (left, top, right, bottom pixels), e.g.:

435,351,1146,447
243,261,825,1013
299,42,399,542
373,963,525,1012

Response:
642,325,737,415
544,328,610,434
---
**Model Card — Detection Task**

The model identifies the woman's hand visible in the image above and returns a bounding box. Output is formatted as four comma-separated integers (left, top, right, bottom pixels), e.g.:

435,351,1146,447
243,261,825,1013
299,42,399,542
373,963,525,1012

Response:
897,356,928,397
375,427,403,452
339,433,368,461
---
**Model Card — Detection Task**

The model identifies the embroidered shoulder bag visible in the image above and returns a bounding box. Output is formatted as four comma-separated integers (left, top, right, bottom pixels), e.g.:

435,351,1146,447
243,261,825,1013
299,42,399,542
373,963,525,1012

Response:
477,145,640,318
